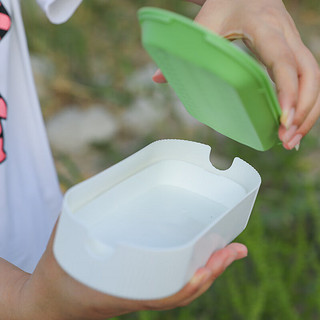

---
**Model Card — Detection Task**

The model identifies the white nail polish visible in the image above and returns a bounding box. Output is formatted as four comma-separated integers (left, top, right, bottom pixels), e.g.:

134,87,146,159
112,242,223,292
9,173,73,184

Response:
288,134,302,150
282,125,297,143
285,108,295,130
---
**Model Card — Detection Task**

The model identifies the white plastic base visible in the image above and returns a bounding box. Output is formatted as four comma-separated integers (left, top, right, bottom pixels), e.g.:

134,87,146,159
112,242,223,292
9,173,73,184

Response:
54,140,261,300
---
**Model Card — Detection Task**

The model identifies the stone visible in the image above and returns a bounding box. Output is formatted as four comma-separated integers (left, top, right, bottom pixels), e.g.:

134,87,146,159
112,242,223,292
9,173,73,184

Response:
46,105,118,154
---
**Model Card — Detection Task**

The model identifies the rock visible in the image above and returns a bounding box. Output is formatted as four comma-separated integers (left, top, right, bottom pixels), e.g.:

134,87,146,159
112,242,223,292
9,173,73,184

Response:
46,105,118,154
171,98,201,128
30,55,55,100
121,97,168,135
306,34,320,60
125,64,157,93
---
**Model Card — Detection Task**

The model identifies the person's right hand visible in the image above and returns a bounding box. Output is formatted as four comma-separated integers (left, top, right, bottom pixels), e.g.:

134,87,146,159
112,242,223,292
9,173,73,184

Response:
14,222,247,320
154,0,320,150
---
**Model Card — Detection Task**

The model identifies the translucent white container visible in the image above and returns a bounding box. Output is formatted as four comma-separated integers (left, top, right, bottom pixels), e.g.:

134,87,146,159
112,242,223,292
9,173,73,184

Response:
53,139,261,300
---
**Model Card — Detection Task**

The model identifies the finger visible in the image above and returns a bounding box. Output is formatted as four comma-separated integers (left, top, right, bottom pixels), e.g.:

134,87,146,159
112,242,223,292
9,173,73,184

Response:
165,267,211,307
246,27,299,125
205,243,247,272
178,275,213,307
194,0,236,35
195,2,299,127
292,47,320,128
152,69,167,83
188,243,247,289
273,28,320,146
179,243,248,306
282,93,320,150
281,12,320,128
296,92,320,137
280,87,320,150
142,243,247,310
170,244,245,305
141,267,209,311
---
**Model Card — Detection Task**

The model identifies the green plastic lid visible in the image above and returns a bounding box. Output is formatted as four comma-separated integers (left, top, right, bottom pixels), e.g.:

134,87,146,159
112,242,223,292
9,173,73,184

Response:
138,7,282,151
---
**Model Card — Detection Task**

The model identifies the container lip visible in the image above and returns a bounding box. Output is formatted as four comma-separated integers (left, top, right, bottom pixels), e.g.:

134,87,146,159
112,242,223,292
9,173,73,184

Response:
54,140,261,299
139,6,282,119
138,7,282,150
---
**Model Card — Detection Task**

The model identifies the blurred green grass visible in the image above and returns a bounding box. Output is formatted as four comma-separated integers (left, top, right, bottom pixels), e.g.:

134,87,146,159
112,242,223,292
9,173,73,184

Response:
22,1,320,319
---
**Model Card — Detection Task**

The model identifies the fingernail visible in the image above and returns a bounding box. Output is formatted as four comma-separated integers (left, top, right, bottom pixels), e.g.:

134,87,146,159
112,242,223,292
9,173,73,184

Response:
152,69,166,83
224,251,238,268
284,108,295,129
294,142,300,151
153,69,162,77
190,270,208,285
282,125,297,143
288,134,302,150
280,108,295,130
236,247,248,260
280,108,289,127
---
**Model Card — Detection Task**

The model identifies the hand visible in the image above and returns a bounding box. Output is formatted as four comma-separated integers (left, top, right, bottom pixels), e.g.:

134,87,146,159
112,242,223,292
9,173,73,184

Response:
16,224,247,320
154,0,320,150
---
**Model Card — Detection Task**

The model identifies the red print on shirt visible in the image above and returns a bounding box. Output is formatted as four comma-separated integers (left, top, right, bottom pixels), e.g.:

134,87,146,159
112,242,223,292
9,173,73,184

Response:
0,2,11,40
0,96,7,163
0,2,11,163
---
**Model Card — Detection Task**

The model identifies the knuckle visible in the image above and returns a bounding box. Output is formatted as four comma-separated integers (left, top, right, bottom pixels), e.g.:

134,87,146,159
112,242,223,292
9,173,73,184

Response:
299,127,308,137
287,89,298,106
275,44,297,65
141,301,161,311
187,284,200,297
294,109,308,125
303,49,320,84
277,49,296,66
178,300,191,307
254,5,284,29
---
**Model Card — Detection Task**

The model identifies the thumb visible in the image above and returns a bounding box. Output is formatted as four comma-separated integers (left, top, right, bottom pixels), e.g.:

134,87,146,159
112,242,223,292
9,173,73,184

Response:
153,1,237,84
193,0,241,38
152,1,225,84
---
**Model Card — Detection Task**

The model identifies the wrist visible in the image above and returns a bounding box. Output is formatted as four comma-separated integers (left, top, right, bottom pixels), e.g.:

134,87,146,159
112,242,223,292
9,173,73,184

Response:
14,275,44,320
0,261,31,320
16,260,63,320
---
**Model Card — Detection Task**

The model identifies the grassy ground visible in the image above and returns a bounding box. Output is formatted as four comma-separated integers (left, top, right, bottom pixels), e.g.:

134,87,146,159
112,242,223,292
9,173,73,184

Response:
22,1,320,319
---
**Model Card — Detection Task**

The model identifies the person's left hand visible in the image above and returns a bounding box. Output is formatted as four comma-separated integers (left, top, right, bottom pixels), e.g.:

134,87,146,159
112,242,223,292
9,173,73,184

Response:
17,222,247,320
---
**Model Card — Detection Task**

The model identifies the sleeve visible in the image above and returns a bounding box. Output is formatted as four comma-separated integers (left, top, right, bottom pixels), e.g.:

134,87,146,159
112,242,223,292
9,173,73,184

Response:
36,0,82,24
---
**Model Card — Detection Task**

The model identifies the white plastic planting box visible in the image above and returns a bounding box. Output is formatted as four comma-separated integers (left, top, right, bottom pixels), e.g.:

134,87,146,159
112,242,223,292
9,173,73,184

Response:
53,139,261,300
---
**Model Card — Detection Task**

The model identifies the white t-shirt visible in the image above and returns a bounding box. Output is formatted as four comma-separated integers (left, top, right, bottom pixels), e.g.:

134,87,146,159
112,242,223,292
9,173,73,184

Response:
0,0,82,273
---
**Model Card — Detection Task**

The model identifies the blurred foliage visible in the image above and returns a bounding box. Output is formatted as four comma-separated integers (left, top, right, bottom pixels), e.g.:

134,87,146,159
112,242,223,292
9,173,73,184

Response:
21,0,320,319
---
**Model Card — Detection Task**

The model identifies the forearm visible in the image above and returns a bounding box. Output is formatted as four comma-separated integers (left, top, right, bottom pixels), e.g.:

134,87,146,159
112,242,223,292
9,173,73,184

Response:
0,258,30,320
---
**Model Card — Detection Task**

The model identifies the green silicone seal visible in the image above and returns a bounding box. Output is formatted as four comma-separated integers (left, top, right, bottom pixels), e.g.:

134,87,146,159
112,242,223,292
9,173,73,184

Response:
138,7,282,151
